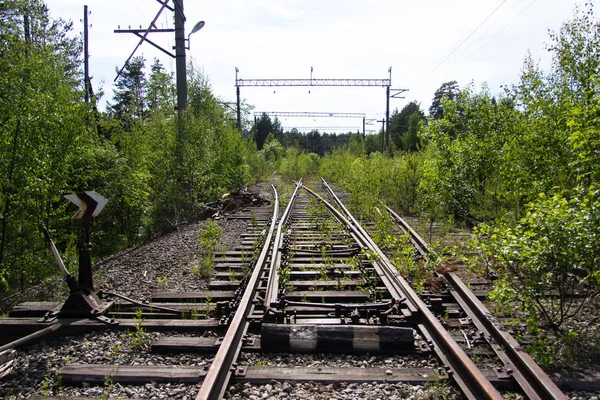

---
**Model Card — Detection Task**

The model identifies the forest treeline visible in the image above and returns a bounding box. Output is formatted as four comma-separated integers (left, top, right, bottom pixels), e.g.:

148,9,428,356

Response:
0,0,259,296
1,0,600,364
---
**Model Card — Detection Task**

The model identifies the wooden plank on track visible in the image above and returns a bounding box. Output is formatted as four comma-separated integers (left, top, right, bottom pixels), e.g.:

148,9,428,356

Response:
288,263,356,269
151,336,261,353
59,364,517,387
209,280,240,289
289,271,362,279
550,369,600,391
280,279,365,289
9,302,61,317
60,364,207,384
0,318,223,340
237,367,516,389
235,366,447,384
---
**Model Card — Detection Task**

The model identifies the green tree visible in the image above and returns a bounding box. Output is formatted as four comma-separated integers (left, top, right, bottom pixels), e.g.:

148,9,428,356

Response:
252,113,282,150
109,56,147,122
262,133,285,162
403,113,422,152
145,58,175,112
429,80,460,120
389,101,425,151
0,0,91,291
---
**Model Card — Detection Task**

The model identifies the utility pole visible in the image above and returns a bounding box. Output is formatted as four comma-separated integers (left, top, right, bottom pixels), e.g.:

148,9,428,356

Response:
377,119,386,153
363,117,365,139
385,85,390,152
386,65,409,154
236,68,241,130
115,0,200,112
174,0,187,111
83,5,90,103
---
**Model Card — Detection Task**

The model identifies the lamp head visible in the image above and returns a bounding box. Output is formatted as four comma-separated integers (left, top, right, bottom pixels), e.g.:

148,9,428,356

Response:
190,20,205,35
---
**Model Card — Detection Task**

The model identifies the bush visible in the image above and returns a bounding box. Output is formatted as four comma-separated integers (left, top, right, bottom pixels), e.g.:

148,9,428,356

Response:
475,187,600,331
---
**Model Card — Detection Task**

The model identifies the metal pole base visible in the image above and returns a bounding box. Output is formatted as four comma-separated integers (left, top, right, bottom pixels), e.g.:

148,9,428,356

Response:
58,288,113,319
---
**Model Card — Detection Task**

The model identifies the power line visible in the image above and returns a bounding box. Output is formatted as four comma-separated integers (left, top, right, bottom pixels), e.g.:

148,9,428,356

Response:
132,0,151,21
417,0,508,87
456,0,527,60
466,0,539,62
165,12,174,75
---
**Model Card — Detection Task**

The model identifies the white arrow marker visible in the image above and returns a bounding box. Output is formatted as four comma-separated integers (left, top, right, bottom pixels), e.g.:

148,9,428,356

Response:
64,191,108,219
64,194,87,219
87,191,108,217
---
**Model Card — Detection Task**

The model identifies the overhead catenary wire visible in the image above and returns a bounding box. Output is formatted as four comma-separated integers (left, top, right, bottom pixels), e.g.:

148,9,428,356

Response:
465,0,539,62
455,0,529,60
132,0,150,22
165,12,174,74
416,0,508,88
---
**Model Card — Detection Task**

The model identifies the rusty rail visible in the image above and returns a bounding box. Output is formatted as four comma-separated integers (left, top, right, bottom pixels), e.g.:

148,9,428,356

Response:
385,205,568,400
195,184,280,400
312,179,503,400
263,181,302,317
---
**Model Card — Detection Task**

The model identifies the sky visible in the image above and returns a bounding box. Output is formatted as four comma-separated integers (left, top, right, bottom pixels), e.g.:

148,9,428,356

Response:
47,0,588,133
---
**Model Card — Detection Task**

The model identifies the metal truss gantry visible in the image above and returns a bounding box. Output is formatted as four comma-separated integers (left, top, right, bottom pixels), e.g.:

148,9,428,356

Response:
283,126,360,132
236,67,407,150
254,111,366,119
239,78,390,87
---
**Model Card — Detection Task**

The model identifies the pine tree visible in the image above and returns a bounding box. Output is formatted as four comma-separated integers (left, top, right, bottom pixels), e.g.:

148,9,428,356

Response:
109,56,147,121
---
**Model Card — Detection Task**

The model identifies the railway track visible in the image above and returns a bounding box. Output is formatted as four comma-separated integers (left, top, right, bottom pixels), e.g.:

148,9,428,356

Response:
0,179,592,399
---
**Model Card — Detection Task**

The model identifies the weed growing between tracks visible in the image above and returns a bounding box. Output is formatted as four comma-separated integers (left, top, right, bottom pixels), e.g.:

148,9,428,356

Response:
192,219,223,278
129,309,150,351
156,276,168,290
40,358,63,397
203,295,213,318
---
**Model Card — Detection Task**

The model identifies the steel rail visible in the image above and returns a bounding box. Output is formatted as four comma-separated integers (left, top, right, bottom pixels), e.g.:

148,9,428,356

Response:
299,184,408,308
385,206,568,400
264,181,302,315
195,184,279,400
0,321,63,353
312,179,503,400
383,205,429,258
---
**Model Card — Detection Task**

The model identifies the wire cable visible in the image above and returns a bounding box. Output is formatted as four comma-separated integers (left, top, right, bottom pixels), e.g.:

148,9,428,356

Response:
456,0,529,60
465,0,539,62
416,0,508,87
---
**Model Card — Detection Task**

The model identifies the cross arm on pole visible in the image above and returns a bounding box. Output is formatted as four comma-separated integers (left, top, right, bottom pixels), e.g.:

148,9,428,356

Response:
391,88,409,98
154,0,174,11
114,0,171,81
114,28,174,34
130,32,175,58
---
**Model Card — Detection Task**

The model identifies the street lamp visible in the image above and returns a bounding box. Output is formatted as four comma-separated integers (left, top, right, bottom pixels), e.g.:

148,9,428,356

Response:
186,20,205,49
